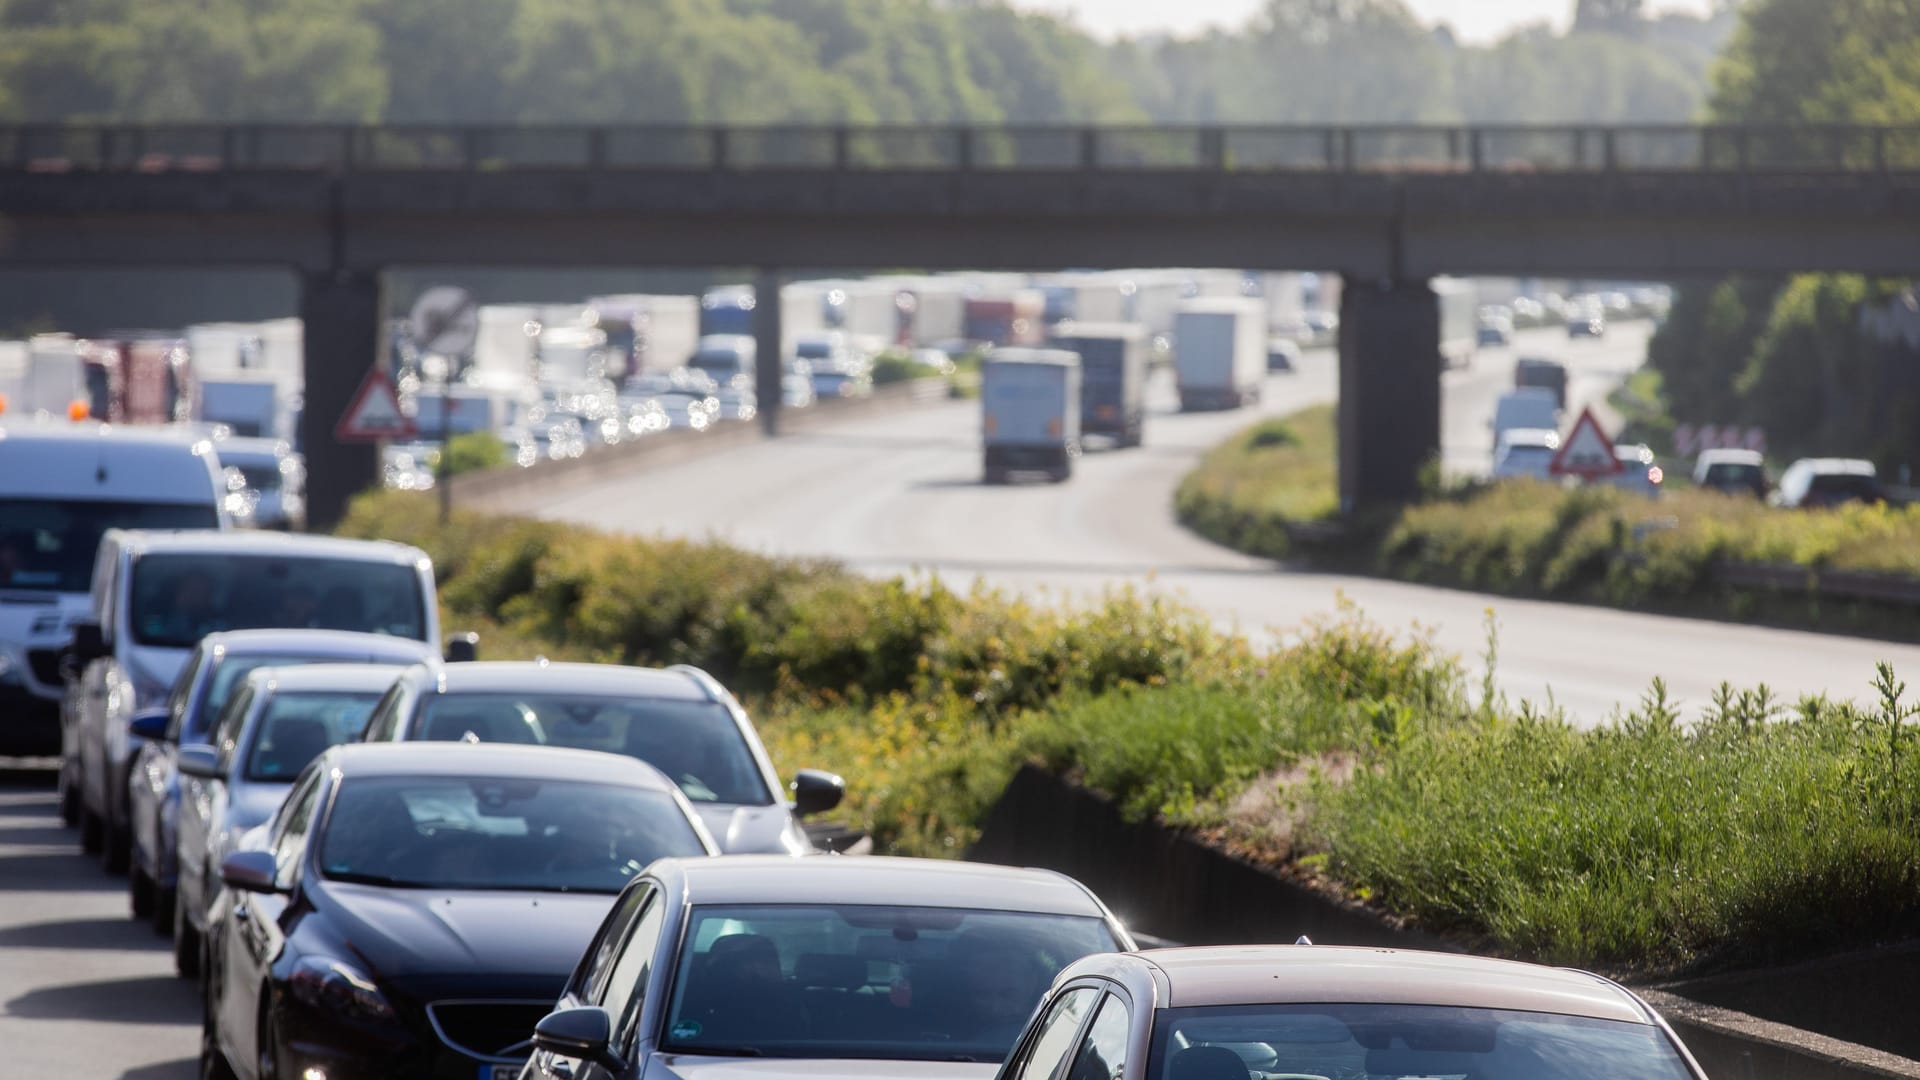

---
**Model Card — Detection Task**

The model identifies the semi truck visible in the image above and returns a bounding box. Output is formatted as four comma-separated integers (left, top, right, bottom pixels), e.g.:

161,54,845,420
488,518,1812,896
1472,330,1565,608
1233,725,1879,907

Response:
1173,299,1267,411
964,291,1046,347
1050,322,1148,448
980,348,1081,484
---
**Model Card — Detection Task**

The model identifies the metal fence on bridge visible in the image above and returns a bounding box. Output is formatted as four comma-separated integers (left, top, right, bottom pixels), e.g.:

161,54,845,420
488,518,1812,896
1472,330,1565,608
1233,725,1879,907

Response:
4,124,1920,175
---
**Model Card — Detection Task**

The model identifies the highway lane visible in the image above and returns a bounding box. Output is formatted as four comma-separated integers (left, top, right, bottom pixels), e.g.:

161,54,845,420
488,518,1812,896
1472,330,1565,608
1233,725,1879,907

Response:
0,767,198,1080
520,323,1920,722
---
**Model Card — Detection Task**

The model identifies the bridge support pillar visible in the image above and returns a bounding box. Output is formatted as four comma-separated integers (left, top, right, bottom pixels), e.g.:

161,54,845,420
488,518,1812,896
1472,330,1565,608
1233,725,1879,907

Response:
754,269,784,436
298,270,384,531
1337,277,1441,511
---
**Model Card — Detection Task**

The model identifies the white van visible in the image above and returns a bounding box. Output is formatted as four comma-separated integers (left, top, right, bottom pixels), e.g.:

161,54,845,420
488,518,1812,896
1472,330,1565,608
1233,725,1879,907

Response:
0,422,226,755
60,530,442,872
1490,388,1562,455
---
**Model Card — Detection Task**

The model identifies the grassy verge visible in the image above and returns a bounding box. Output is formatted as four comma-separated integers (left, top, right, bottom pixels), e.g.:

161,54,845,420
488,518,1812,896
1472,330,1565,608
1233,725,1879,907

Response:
1179,409,1920,635
345,491,1920,977
1173,405,1340,560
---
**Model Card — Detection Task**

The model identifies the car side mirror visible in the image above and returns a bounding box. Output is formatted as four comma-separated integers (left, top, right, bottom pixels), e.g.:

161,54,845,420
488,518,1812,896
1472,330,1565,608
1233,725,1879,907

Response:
444,632,480,664
791,769,846,817
66,621,109,668
220,850,283,894
532,1006,623,1072
128,708,171,743
178,744,224,781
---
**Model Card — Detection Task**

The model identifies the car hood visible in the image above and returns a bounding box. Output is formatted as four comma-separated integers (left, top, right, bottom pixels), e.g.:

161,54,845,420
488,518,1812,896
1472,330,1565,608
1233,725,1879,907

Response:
316,883,615,981
693,803,806,855
647,1056,995,1080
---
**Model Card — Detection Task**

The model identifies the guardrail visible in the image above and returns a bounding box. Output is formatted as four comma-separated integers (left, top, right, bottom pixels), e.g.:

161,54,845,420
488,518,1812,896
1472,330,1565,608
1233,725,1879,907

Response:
1714,562,1920,607
4,124,1919,174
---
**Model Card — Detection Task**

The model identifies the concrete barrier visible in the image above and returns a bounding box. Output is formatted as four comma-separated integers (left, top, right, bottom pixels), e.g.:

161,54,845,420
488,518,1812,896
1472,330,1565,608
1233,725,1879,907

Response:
969,763,1920,1080
448,377,951,510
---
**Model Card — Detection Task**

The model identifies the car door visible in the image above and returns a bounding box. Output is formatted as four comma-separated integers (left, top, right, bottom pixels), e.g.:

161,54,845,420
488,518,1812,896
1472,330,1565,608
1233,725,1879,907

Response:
526,882,655,1080
1062,991,1136,1080
183,684,252,914
220,766,321,1073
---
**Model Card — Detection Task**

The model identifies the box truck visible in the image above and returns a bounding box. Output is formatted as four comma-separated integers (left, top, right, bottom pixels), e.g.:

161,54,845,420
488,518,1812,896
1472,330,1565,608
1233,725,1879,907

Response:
981,348,1081,484
1174,298,1266,411
1050,322,1148,448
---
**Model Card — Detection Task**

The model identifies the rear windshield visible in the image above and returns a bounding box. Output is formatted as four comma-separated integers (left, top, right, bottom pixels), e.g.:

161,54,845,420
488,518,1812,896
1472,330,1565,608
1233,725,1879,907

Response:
129,553,427,648
1150,1003,1694,1080
1702,463,1763,486
412,692,771,805
0,499,219,594
1807,473,1880,501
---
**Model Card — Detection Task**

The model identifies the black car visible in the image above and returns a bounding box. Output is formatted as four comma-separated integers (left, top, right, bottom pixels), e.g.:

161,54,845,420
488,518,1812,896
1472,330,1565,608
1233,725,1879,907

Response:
200,742,719,1080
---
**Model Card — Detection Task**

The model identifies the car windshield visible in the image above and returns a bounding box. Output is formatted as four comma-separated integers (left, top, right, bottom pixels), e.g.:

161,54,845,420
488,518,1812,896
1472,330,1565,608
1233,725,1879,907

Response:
318,776,705,893
412,693,770,805
1149,1003,1695,1080
190,653,353,740
661,903,1120,1062
1703,463,1762,486
128,553,427,648
242,691,383,781
0,500,218,593
1807,474,1880,501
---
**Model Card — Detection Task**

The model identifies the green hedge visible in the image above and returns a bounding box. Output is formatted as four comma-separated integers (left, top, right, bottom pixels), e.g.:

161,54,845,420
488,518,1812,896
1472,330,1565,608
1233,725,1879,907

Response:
344,491,1920,975
1173,406,1340,560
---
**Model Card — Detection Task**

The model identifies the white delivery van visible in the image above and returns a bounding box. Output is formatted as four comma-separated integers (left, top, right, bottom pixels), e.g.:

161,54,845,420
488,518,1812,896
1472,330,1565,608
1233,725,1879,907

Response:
1173,298,1267,411
0,422,227,756
981,348,1082,484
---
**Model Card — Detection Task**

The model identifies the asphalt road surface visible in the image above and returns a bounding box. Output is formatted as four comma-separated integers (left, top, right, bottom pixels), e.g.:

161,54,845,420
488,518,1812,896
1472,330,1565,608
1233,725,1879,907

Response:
515,322,1920,723
0,767,199,1079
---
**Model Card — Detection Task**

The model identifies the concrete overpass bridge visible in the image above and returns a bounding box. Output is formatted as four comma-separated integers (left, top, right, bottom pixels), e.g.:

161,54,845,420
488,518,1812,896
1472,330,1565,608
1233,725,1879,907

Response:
4,122,1917,524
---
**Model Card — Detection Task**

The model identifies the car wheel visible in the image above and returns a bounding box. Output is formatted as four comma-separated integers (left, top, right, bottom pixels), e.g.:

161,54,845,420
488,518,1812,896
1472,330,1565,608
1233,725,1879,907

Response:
130,862,155,920
175,895,203,979
153,884,176,937
80,804,103,855
200,961,237,1080
102,817,130,875
257,1000,284,1080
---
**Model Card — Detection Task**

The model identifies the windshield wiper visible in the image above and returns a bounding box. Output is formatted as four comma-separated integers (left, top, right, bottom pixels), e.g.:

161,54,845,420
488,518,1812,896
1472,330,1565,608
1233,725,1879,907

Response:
668,1045,764,1058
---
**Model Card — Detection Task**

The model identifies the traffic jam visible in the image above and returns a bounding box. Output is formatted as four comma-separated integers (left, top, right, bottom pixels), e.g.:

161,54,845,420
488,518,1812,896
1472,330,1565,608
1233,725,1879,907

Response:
2,272,1712,1080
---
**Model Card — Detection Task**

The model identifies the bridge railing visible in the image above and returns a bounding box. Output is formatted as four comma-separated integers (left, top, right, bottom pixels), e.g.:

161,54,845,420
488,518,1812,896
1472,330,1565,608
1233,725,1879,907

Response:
3,124,1918,174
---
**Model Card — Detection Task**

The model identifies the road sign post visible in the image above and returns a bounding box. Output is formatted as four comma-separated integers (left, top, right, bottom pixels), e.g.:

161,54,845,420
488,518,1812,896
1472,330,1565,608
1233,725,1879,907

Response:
408,287,479,524
1549,406,1623,480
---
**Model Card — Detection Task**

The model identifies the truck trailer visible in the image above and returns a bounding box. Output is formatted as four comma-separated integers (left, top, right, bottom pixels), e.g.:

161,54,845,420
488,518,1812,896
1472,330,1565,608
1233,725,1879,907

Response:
1173,299,1266,411
1050,322,1148,448
980,348,1081,484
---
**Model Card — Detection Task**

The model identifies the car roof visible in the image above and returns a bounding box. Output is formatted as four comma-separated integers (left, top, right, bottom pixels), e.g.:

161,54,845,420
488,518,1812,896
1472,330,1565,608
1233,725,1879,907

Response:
0,420,208,450
1789,457,1876,476
1497,428,1559,449
245,662,415,694
652,855,1109,916
202,629,437,661
424,661,712,701
322,741,682,789
0,421,220,501
212,437,293,462
105,529,428,564
1137,946,1649,1023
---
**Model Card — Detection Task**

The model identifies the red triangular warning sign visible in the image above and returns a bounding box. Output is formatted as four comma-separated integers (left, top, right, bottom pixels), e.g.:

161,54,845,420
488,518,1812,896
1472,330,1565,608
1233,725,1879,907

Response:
335,368,417,443
1550,406,1622,478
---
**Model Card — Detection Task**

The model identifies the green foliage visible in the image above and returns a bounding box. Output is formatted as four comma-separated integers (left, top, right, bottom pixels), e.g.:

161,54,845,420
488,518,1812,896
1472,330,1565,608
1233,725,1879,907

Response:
1307,671,1920,973
868,352,942,385
442,432,509,476
1174,406,1340,561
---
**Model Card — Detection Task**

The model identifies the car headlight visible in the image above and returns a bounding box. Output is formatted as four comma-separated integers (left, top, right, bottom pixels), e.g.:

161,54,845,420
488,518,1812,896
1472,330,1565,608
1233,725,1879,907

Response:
290,957,396,1023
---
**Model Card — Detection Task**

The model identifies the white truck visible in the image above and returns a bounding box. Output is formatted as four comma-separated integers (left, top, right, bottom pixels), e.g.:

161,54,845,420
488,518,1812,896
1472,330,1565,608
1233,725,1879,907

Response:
197,377,289,439
980,348,1081,484
1173,298,1267,411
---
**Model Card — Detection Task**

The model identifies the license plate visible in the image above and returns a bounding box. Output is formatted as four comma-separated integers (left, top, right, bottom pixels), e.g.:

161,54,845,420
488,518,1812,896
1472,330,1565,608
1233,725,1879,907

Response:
481,1065,520,1080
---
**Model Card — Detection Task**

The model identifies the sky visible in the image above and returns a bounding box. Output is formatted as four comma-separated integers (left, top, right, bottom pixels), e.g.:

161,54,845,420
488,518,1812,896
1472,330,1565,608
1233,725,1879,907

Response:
1012,0,1716,45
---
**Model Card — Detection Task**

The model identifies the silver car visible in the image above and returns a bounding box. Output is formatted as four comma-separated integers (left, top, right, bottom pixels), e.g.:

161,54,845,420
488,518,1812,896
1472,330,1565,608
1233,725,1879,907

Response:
995,945,1708,1080
172,662,412,979
359,661,846,854
522,856,1136,1080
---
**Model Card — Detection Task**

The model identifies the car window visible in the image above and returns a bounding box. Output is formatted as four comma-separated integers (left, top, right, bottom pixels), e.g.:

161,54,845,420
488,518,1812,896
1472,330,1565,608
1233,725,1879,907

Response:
271,769,324,889
578,884,653,1003
127,552,427,647
242,691,383,781
1015,987,1100,1080
210,685,255,767
360,684,407,742
601,894,667,1053
1067,993,1131,1080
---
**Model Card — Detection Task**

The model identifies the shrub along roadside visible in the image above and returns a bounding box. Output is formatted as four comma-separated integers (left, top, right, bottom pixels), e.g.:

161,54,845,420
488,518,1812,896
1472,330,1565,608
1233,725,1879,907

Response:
1179,409,1920,636
343,492,1920,977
